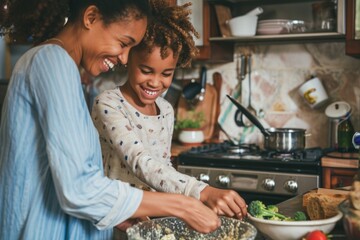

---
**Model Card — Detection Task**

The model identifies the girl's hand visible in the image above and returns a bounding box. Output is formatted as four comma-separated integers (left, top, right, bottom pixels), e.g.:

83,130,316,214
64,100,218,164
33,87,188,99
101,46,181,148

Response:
200,186,247,219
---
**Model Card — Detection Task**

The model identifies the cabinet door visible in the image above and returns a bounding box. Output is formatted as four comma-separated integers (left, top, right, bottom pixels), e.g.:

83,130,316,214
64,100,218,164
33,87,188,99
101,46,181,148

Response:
196,1,233,62
346,0,360,56
322,167,357,189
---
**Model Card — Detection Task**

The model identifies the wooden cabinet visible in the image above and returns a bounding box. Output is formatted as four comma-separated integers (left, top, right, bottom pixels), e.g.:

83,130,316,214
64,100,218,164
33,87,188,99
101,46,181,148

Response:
207,0,346,44
345,0,360,56
321,154,359,189
322,167,358,188
195,1,233,62
173,0,233,62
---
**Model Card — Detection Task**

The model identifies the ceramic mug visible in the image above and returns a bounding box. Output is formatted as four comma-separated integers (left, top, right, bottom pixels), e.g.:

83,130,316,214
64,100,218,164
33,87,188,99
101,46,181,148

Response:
298,77,329,108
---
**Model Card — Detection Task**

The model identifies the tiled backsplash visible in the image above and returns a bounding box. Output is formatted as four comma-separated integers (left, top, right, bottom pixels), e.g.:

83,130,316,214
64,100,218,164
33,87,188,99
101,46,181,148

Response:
204,42,360,149
80,41,360,149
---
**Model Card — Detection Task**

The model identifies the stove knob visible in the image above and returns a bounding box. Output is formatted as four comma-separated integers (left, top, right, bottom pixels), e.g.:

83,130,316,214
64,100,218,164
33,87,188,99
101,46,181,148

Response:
262,178,275,191
197,173,210,183
284,180,298,193
216,175,230,187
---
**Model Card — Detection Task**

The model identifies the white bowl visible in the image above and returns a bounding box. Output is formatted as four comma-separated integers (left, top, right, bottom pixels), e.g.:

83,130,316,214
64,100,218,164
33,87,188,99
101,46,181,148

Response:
247,212,343,240
227,15,258,37
178,129,204,145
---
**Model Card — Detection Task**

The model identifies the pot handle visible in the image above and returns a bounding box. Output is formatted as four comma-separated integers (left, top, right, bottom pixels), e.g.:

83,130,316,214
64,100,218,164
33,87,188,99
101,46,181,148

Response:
227,95,271,136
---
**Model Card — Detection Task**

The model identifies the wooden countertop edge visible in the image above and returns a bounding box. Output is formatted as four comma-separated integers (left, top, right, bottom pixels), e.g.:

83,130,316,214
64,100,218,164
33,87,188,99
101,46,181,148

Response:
321,157,359,169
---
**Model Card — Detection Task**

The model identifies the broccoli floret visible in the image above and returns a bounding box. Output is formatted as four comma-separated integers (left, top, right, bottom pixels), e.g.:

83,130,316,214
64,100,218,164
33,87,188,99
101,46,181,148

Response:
267,205,279,213
293,211,307,221
248,200,289,220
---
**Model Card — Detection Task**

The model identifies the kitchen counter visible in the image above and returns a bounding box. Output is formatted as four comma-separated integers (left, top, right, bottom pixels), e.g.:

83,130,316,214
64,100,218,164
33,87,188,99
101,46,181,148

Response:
171,141,195,157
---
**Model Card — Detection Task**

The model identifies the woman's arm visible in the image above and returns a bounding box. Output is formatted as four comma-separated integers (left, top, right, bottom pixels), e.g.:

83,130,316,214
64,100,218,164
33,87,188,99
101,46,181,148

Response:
129,191,221,234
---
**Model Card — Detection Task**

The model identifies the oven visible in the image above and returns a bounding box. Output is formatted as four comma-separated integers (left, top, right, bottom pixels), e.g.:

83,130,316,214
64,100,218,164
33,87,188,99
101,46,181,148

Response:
177,141,322,205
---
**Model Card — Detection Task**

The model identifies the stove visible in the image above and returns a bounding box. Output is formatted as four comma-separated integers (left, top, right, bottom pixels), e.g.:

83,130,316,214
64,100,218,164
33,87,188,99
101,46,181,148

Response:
177,141,323,205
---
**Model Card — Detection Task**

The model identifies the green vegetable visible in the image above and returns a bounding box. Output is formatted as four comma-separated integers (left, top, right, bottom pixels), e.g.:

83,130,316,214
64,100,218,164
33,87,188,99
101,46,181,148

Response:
267,205,279,213
294,211,307,221
248,200,308,222
248,200,290,220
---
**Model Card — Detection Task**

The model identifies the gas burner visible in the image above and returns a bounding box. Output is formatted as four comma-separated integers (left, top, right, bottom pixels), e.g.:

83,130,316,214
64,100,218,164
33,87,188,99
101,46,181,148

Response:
267,151,305,161
227,144,260,154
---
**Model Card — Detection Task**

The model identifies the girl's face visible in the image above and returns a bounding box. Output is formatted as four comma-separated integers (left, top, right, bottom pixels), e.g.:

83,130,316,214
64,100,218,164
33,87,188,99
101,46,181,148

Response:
81,7,147,76
123,46,178,109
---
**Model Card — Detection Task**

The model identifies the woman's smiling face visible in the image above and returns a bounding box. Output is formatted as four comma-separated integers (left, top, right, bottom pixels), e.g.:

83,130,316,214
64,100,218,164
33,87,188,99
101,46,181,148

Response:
124,46,178,108
81,9,147,77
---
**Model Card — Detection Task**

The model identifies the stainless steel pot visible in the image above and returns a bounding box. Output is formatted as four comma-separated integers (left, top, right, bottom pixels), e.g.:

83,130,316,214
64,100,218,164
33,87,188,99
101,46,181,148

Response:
264,127,306,152
227,95,306,152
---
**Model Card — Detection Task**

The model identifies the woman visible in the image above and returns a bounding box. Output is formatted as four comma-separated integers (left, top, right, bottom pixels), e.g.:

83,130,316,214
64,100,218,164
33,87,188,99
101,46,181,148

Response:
92,0,248,222
0,0,220,239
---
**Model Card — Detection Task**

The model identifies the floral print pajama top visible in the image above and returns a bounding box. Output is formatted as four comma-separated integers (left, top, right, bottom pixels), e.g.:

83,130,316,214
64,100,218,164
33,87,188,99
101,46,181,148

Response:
91,87,207,199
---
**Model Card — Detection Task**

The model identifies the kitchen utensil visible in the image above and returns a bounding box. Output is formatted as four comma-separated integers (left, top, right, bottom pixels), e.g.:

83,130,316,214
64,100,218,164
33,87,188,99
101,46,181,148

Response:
182,66,207,108
227,95,307,152
226,14,258,37
242,54,257,127
298,76,329,109
126,216,257,240
211,72,223,141
244,7,263,16
227,95,270,136
236,54,247,82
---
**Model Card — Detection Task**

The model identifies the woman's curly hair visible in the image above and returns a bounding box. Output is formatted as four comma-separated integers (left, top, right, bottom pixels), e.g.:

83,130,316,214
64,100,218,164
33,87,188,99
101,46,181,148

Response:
0,0,150,44
135,0,199,68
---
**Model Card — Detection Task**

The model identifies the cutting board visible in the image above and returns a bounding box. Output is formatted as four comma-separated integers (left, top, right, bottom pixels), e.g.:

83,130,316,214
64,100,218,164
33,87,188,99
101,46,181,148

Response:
176,83,218,141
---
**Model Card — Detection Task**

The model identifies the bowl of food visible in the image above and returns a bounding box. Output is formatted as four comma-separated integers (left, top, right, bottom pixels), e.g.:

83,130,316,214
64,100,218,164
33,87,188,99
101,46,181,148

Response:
247,196,344,240
126,216,257,240
248,211,342,240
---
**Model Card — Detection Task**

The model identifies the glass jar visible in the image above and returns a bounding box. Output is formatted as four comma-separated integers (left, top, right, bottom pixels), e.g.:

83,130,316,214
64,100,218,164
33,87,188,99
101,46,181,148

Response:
353,132,360,181
337,116,355,152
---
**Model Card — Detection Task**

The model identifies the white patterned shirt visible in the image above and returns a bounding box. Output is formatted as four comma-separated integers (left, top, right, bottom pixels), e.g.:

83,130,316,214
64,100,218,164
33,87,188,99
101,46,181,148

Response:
92,88,207,199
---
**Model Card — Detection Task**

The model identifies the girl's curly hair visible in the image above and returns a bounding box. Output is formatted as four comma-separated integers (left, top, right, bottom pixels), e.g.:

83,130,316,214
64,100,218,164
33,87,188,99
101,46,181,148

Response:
135,0,199,68
0,0,151,44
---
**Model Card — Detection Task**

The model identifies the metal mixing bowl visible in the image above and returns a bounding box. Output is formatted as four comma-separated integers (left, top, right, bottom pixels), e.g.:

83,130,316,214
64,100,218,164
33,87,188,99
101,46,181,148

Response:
126,216,257,240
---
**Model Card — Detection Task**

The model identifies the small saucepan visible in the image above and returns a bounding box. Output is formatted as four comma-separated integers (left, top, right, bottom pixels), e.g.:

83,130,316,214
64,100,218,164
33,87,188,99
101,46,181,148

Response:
227,95,306,152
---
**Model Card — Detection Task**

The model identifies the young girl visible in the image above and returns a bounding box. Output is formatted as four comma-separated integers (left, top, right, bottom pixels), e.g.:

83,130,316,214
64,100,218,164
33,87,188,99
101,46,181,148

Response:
92,0,248,219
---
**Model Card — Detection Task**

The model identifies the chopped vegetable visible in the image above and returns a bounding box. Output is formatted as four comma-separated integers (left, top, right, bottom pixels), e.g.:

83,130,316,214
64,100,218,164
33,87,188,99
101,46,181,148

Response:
294,211,308,221
248,200,290,220
248,200,308,221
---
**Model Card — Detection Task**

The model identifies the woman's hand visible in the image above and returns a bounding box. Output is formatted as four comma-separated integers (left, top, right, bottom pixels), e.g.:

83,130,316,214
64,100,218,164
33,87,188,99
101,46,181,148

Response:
200,186,247,219
131,191,221,234
176,195,221,233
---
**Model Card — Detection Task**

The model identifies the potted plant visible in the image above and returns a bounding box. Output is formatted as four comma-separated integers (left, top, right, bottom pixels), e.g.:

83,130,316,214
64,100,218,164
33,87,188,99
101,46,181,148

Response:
174,111,205,145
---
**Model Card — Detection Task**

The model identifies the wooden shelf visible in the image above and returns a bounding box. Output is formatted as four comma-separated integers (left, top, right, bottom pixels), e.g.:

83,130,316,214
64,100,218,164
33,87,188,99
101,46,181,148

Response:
210,32,345,44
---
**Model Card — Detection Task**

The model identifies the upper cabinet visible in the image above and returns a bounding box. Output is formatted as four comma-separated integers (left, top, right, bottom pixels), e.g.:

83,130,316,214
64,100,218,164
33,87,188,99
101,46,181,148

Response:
345,0,360,57
173,0,233,62
206,0,346,43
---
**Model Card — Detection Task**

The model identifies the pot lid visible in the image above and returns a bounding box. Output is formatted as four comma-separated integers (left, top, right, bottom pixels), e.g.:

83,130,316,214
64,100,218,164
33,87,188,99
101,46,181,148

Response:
325,101,351,118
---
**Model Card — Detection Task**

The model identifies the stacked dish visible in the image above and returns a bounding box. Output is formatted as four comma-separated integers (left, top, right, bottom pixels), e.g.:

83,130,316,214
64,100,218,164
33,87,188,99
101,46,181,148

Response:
257,19,291,35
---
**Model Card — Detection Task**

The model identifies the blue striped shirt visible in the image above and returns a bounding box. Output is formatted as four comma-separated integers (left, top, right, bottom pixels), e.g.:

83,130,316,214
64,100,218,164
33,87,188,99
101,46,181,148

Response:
0,45,143,240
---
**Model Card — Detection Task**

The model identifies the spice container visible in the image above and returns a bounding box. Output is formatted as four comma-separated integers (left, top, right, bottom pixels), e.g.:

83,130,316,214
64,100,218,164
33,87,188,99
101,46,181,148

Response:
325,101,352,149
